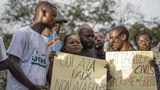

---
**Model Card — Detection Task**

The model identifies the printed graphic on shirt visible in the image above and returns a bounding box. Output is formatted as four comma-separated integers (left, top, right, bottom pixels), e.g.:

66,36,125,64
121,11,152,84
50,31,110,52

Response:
31,50,47,68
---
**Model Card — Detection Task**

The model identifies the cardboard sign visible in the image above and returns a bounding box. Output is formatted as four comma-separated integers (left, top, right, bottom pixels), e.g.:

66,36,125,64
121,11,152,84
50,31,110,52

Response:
106,51,156,90
50,52,107,90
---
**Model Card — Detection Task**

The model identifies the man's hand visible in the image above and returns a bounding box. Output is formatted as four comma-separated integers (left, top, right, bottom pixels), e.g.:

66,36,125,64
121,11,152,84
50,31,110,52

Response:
49,51,57,63
104,63,110,72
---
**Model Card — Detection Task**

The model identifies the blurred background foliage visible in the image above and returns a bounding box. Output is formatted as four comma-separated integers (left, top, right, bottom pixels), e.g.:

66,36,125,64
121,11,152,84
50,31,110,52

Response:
0,0,160,48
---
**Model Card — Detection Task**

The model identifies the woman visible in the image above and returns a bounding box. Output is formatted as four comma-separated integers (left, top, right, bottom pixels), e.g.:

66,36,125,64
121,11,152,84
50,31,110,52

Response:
61,34,83,55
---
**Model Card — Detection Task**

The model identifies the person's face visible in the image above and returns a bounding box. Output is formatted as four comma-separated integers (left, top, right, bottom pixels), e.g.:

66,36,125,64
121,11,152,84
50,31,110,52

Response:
136,35,151,51
109,30,123,51
64,35,82,54
94,33,104,50
80,29,95,49
53,22,61,34
42,8,57,29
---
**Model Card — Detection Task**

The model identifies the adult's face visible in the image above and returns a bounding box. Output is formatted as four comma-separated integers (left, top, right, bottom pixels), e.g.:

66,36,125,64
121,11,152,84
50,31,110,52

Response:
136,35,151,51
79,29,95,49
94,33,104,50
109,30,123,51
42,8,57,29
41,8,56,36
64,35,82,55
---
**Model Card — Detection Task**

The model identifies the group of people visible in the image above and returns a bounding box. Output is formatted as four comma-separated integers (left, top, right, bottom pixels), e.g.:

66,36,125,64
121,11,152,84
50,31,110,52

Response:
0,1,160,90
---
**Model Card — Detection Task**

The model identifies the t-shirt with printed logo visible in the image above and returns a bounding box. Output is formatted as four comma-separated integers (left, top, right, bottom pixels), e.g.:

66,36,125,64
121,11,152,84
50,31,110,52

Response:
6,26,50,90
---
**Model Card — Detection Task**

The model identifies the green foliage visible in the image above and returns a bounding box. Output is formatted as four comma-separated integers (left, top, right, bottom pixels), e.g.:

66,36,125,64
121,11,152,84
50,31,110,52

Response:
59,0,116,34
0,71,7,90
1,0,160,48
3,34,12,49
129,22,160,47
129,22,147,41
1,0,40,25
149,24,160,46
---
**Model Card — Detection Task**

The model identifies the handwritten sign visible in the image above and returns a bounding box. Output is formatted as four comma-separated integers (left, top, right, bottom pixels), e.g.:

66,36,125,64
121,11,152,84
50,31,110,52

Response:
106,51,156,90
50,52,107,90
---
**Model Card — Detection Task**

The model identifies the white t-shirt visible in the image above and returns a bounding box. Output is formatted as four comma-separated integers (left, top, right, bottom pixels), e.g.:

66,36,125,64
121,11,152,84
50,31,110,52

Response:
6,26,50,90
0,37,7,61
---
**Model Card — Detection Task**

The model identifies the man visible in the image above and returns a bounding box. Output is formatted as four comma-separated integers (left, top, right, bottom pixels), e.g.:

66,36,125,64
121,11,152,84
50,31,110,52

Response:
6,1,56,90
42,10,67,51
109,26,134,51
107,26,134,81
52,10,67,34
94,32,105,59
77,24,96,58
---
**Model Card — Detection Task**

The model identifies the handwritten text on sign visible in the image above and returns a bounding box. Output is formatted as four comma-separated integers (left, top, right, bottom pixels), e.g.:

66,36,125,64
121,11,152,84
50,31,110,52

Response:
51,52,107,90
106,51,156,90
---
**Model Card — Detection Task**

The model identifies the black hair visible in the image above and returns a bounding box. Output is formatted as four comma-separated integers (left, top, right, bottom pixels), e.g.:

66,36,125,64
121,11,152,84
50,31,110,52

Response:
77,24,93,35
34,1,57,20
60,34,72,52
134,30,152,46
110,26,129,41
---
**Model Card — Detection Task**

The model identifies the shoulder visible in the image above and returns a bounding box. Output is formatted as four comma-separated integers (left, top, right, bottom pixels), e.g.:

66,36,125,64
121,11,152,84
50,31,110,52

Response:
9,26,32,44
15,26,30,33
13,26,31,37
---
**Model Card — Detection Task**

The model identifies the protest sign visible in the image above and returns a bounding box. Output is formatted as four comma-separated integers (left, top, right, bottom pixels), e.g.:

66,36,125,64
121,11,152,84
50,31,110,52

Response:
50,52,107,90
106,51,156,90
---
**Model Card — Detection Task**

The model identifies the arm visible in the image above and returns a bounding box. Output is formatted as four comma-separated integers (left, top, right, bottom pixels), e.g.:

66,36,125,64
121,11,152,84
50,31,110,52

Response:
104,63,113,81
153,64,160,86
8,55,43,90
0,59,8,70
149,59,160,88
47,51,56,85
47,62,53,85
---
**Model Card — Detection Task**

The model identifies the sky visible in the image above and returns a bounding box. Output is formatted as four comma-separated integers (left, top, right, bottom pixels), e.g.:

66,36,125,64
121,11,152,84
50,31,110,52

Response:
121,0,160,20
0,0,160,20
0,0,6,13
0,0,159,33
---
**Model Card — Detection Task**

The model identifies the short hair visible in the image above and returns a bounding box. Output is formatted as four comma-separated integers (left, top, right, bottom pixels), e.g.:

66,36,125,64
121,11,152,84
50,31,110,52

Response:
110,26,129,41
134,30,152,45
77,24,93,35
34,1,57,20
61,34,72,52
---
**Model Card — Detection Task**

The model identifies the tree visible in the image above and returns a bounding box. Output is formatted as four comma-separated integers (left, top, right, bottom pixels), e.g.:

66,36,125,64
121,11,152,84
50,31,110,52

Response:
54,0,116,35
55,0,145,39
128,20,160,47
1,0,159,46
1,0,41,25
150,23,160,46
